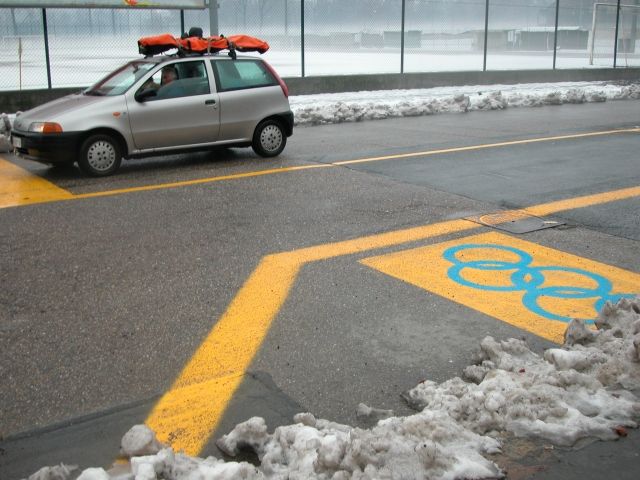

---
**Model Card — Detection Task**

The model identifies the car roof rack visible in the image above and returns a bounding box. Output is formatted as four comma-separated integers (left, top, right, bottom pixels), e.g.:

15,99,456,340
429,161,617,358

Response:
138,31,269,60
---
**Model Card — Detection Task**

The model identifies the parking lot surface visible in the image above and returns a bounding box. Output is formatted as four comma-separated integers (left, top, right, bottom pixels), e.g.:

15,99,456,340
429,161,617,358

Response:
1,101,639,478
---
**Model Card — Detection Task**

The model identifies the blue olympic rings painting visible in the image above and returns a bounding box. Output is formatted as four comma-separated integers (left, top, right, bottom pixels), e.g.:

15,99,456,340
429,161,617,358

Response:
443,243,635,323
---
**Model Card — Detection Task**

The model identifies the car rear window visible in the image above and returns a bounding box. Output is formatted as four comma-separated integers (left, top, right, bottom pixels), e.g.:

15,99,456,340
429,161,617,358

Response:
212,59,278,92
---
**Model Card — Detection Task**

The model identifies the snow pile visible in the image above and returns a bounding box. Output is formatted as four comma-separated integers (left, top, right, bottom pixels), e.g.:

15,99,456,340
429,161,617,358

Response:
25,464,78,480
120,425,165,458
26,298,640,480
355,403,394,423
290,81,640,126
215,413,501,479
405,298,640,448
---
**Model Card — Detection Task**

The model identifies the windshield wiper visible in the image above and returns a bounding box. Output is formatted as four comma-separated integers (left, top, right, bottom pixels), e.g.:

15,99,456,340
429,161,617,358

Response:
84,90,105,96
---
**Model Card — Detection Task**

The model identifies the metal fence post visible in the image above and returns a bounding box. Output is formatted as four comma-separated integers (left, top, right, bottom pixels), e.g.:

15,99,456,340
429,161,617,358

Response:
483,0,489,71
613,0,621,67
11,8,18,36
301,0,305,77
180,9,185,35
209,0,219,36
401,0,406,74
42,8,52,89
285,0,288,36
588,3,597,65
553,0,560,69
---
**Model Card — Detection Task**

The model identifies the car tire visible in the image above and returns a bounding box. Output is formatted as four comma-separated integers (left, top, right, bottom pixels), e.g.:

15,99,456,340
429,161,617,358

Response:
78,134,122,177
252,119,286,157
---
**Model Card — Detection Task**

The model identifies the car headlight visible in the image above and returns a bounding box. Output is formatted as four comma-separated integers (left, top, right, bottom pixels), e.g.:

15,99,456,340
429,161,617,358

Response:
29,122,63,133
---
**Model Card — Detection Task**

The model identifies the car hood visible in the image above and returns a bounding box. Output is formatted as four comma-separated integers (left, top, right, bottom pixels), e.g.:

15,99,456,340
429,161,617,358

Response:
13,93,114,132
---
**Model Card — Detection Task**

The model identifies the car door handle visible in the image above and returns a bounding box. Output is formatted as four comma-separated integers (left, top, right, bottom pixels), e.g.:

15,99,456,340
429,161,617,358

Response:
205,99,216,105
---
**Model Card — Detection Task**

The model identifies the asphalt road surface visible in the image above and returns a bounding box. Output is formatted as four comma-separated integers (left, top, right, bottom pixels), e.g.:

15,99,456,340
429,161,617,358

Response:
1,101,639,479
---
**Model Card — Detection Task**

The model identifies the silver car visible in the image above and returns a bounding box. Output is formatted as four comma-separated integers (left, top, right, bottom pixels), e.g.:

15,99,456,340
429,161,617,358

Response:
11,54,293,176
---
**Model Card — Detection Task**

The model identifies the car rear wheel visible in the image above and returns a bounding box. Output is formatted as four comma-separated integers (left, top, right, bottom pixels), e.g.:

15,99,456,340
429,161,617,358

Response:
252,120,286,157
78,134,122,177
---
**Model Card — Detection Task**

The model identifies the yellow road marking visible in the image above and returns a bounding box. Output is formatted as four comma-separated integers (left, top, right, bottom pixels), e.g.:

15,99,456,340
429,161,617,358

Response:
72,164,332,200
466,185,640,227
1,127,637,208
145,220,477,454
332,128,640,166
0,157,73,208
525,185,640,217
360,232,639,344
144,184,640,455
287,219,477,263
146,253,301,454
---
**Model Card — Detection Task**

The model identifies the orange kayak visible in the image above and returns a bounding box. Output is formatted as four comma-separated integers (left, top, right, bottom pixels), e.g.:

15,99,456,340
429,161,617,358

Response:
138,33,269,56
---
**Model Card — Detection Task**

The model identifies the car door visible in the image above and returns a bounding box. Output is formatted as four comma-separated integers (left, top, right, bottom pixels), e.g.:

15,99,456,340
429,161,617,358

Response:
211,58,283,142
125,60,220,151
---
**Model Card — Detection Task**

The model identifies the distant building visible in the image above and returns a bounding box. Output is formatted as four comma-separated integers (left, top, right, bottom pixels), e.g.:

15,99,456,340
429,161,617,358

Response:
511,27,589,50
469,27,589,51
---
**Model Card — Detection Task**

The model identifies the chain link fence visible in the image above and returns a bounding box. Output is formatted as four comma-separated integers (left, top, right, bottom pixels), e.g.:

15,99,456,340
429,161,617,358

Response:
1,9,47,90
1,0,639,91
404,0,487,73
587,0,640,67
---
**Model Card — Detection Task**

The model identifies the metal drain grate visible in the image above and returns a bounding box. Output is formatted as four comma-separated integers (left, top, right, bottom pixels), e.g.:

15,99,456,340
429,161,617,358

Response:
465,210,565,234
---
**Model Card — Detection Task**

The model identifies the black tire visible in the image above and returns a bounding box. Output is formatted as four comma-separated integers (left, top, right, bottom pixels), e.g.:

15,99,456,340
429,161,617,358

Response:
251,119,286,157
78,134,122,177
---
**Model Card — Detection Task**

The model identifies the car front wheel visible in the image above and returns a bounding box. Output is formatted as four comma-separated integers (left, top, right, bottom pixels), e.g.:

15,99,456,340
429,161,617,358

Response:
78,134,122,177
252,120,286,157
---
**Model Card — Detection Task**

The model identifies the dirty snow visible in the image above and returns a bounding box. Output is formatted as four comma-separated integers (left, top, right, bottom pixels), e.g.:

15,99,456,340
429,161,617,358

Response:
26,298,640,480
290,81,640,126
404,300,640,448
25,464,78,480
120,425,164,458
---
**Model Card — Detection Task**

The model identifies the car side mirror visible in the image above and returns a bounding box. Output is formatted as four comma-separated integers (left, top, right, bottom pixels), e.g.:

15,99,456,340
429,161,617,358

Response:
135,88,157,102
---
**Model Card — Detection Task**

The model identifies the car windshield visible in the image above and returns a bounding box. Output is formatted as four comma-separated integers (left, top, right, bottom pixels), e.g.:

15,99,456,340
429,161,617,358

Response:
84,61,157,96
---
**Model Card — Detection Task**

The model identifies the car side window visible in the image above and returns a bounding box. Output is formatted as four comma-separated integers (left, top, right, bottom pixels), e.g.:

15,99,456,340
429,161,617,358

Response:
212,60,277,92
137,60,210,101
